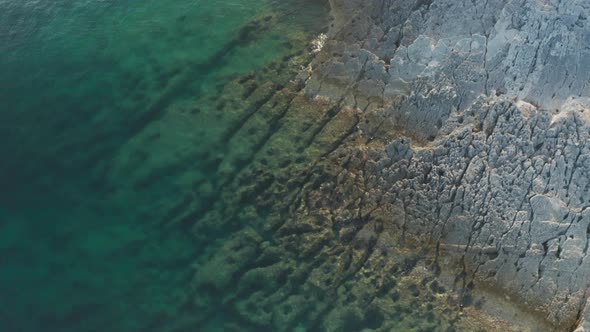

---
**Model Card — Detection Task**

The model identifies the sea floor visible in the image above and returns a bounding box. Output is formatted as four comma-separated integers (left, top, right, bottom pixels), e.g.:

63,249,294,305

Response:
0,0,552,331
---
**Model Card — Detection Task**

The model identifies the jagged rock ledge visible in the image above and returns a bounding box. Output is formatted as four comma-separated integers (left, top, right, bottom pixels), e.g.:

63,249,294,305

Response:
305,0,590,330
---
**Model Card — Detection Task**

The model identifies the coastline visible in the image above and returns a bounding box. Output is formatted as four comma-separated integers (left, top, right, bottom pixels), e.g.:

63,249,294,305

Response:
4,0,590,330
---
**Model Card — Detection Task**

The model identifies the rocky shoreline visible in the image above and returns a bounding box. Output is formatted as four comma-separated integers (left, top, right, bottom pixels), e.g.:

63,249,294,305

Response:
298,0,590,330
6,0,590,330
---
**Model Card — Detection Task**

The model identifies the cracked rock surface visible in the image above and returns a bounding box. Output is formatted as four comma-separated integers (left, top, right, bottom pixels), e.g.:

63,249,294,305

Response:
303,0,590,330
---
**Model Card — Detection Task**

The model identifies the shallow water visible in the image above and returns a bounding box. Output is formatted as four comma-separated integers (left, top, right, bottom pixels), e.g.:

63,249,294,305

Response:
0,1,329,331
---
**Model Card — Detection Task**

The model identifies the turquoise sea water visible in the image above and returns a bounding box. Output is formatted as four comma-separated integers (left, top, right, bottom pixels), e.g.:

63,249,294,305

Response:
0,1,329,331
